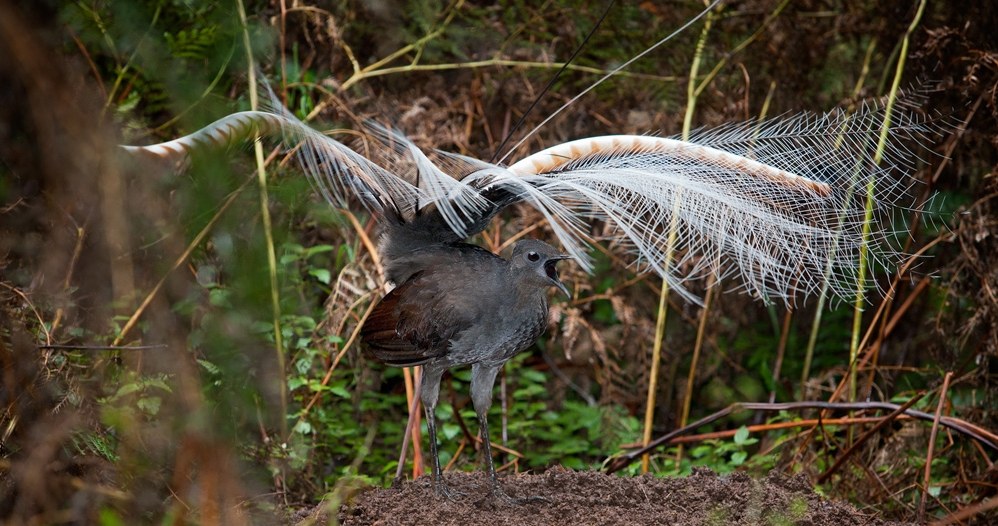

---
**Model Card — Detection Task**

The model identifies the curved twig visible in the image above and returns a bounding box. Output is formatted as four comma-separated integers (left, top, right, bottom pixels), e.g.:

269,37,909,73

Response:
604,400,998,474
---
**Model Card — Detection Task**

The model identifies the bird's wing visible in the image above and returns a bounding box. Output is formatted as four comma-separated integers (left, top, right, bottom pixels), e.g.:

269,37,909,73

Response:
361,269,481,367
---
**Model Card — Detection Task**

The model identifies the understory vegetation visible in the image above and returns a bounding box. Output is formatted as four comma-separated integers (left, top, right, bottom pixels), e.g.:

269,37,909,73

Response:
2,0,997,524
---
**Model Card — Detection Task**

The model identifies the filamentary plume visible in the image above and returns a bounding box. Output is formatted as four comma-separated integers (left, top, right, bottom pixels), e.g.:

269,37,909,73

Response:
121,93,939,305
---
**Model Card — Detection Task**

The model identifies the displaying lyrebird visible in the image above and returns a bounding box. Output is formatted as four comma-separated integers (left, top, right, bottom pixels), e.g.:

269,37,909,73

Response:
122,87,935,500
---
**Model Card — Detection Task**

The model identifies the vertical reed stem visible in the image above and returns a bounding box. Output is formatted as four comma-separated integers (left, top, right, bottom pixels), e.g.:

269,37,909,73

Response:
642,5,715,474
801,36,877,391
849,0,924,401
238,0,288,441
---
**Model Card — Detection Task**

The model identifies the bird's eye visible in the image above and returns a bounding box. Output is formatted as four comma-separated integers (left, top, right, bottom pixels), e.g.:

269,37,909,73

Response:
527,251,540,262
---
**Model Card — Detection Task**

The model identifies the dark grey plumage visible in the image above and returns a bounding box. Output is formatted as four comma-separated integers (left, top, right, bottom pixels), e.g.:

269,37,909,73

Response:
361,237,570,501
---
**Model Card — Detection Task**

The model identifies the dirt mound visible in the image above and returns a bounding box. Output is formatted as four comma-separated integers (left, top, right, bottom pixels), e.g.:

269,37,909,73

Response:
306,467,912,525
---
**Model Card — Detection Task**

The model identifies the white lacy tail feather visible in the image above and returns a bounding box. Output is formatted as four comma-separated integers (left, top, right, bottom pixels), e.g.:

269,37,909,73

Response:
490,101,940,304
120,96,939,305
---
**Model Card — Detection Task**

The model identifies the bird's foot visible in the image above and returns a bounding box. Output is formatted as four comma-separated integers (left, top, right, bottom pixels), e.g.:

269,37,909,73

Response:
476,483,547,507
431,479,467,501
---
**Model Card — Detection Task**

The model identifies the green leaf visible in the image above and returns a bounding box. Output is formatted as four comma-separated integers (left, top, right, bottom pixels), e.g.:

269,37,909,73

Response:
197,359,220,375
733,426,750,445
208,288,231,307
441,423,461,440
519,368,546,384
329,383,351,398
98,507,126,526
293,420,313,435
115,91,141,114
136,396,162,416
309,268,331,284
143,377,173,393
691,445,713,458
304,244,335,257
114,382,142,398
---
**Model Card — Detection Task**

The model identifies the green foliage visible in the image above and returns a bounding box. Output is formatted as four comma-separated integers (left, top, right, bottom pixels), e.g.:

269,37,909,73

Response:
653,425,767,477
62,0,254,132
407,352,640,477
502,354,641,470
98,507,126,526
67,371,173,464
99,372,172,421
163,25,220,60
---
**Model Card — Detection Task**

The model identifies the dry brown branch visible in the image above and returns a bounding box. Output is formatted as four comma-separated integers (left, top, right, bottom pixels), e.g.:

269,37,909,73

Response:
606,400,998,474
919,371,954,521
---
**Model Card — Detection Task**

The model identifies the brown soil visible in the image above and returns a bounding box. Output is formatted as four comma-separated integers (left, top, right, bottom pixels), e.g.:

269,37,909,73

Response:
298,467,913,525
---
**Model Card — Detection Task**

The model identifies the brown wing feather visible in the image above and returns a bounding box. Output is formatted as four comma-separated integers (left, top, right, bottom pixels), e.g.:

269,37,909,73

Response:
361,271,462,367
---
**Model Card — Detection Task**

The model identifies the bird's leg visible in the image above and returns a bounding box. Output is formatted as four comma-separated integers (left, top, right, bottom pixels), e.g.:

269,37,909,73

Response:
470,363,545,505
420,366,464,499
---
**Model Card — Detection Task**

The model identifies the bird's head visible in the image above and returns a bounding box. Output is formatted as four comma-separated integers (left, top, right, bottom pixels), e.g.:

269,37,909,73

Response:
510,239,572,298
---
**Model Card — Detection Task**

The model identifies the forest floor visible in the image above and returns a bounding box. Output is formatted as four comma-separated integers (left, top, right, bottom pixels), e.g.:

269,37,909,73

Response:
293,467,913,525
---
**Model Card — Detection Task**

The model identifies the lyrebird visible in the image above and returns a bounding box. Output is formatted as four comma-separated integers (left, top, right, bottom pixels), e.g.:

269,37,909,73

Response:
122,89,934,499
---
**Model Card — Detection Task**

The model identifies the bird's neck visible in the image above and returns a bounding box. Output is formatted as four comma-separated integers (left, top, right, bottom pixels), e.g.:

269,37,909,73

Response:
507,267,549,310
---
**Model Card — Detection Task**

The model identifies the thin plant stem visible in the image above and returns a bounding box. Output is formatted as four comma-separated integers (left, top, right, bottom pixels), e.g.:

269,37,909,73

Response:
642,212,679,474
849,0,925,401
675,275,715,466
396,366,423,482
678,71,777,467
343,59,676,92
113,179,253,346
237,0,288,441
680,10,713,138
98,2,163,113
919,372,953,521
693,0,791,99
294,293,377,424
800,36,878,391
642,4,715,475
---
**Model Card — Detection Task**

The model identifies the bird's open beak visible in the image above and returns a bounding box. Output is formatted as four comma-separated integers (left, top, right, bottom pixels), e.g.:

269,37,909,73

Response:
554,279,571,299
547,255,573,299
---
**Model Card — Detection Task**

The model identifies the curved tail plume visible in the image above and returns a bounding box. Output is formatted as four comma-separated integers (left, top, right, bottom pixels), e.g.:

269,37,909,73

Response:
508,135,833,196
121,94,938,305
121,111,286,162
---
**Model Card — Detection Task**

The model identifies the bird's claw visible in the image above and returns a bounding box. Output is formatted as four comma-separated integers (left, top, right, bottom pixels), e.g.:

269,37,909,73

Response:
477,484,547,507
431,480,467,500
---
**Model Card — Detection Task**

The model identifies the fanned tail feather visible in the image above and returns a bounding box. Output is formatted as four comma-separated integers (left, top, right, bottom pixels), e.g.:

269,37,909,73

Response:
121,91,939,305
501,98,938,304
